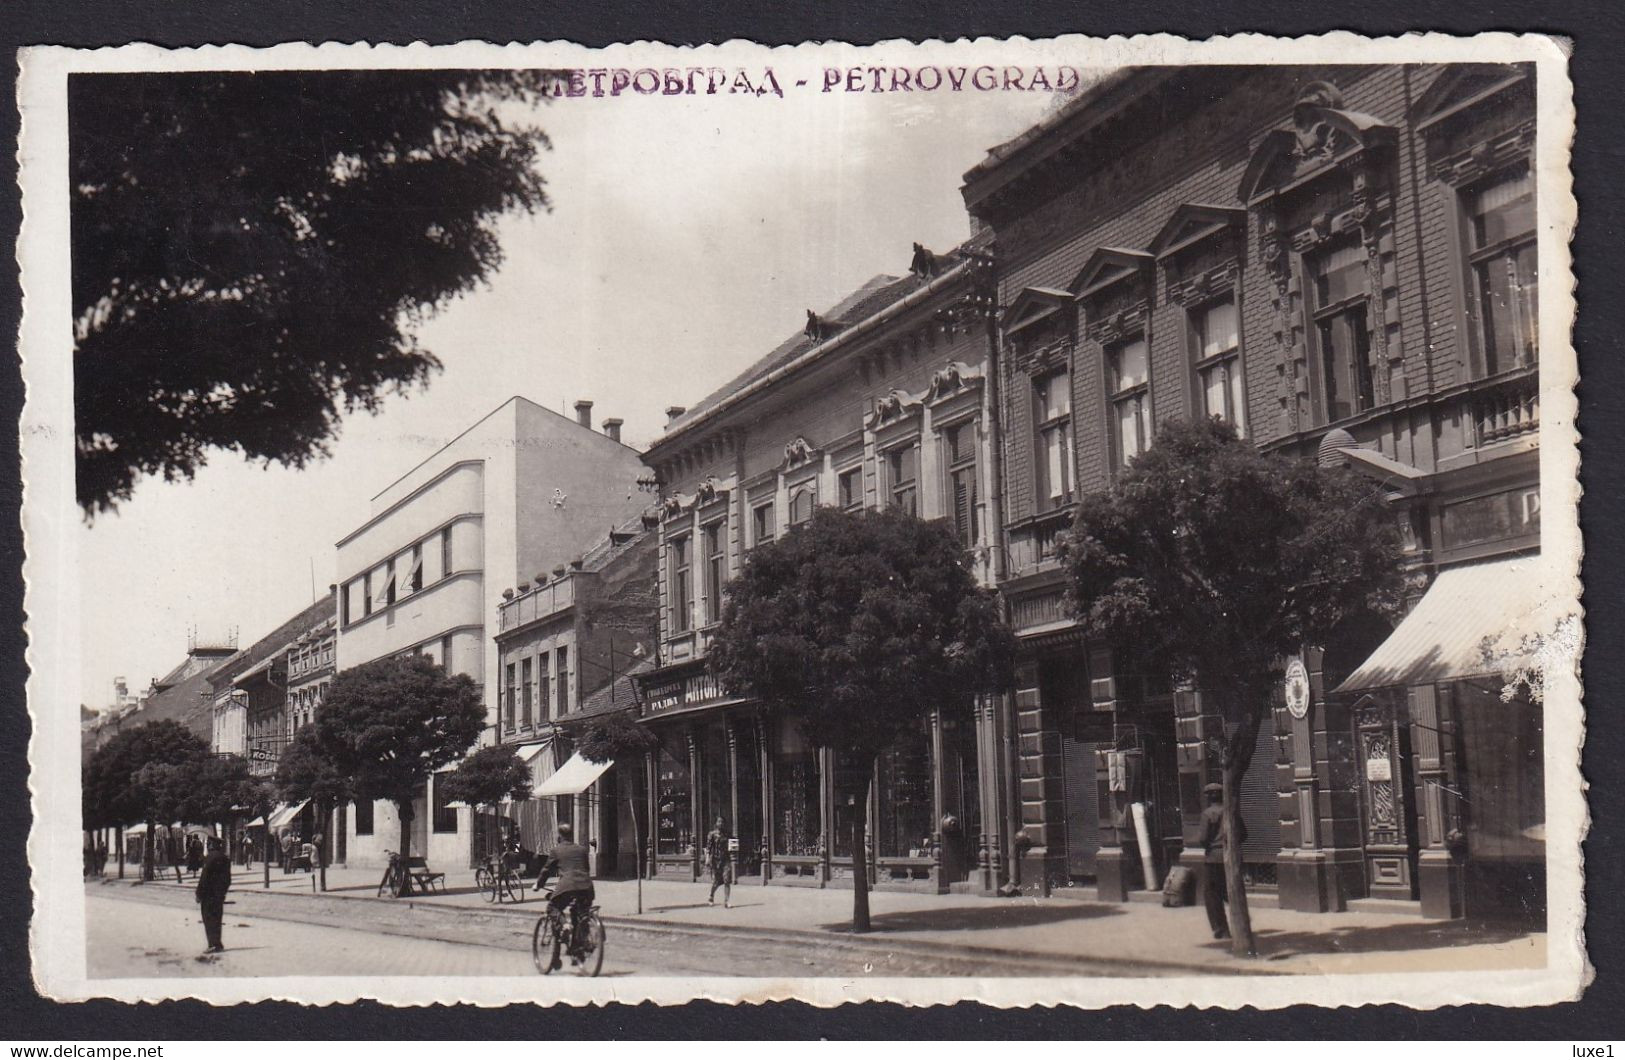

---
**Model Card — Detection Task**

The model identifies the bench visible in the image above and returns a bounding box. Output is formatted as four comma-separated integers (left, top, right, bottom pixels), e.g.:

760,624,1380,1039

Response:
406,855,445,892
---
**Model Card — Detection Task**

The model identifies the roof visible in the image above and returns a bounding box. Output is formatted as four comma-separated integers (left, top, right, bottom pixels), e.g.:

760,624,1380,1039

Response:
207,593,337,691
130,658,236,741
570,655,658,723
575,516,655,575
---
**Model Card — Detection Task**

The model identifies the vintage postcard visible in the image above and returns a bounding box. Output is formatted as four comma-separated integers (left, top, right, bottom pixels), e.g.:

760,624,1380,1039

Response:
19,32,1584,1009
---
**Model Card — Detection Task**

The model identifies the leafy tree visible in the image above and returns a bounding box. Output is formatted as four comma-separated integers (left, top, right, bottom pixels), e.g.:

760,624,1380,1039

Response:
439,745,532,871
314,654,484,895
711,506,1014,932
275,727,355,891
576,710,658,914
1059,418,1403,957
70,69,556,514
83,720,209,880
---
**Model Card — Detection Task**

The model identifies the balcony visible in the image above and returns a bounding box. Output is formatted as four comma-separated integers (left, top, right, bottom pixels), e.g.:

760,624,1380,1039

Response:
499,575,576,633
1005,507,1075,579
1471,370,1539,449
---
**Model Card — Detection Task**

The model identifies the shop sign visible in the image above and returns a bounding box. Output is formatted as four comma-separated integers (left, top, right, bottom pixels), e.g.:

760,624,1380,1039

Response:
1284,658,1311,720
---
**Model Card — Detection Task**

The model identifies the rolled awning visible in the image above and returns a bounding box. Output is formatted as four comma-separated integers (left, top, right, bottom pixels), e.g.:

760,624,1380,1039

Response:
1335,555,1572,693
267,800,309,828
536,752,612,797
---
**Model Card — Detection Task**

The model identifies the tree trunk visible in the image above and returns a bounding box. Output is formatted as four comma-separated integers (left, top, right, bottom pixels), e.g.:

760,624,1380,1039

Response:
316,798,328,893
142,816,154,881
850,765,873,934
116,824,124,879
396,800,415,897
1221,712,1262,958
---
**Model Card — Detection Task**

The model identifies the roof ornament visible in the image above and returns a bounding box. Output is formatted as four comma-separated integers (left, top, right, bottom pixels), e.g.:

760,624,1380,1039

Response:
910,242,941,280
805,310,833,343
1293,80,1349,162
783,436,816,468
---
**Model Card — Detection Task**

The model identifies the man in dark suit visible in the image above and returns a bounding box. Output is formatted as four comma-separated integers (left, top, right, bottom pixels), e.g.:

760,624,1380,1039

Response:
195,836,232,953
1197,782,1245,941
532,823,594,970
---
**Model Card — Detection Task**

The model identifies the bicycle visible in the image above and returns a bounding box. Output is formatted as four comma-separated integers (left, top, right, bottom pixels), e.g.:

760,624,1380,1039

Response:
475,851,526,904
531,888,605,977
376,850,404,898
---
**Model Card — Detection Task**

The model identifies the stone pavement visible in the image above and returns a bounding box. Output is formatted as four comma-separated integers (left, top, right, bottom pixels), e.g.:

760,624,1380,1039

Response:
104,860,1546,977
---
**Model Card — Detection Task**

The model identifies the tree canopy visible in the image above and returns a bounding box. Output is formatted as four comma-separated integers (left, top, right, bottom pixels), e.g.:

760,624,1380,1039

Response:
313,654,485,810
83,719,211,827
439,744,533,811
574,709,657,765
275,724,355,812
70,69,555,514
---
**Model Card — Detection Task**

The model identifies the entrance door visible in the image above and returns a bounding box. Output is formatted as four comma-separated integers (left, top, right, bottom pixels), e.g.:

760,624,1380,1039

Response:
1354,697,1420,899
733,722,764,877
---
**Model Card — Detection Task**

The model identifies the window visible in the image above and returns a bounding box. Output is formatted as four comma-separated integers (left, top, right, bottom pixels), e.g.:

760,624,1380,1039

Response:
1466,168,1538,375
670,535,693,634
557,645,571,713
409,542,424,593
1310,239,1375,423
1033,371,1073,504
354,799,374,836
1190,296,1245,435
837,466,863,511
752,502,776,547
341,583,352,626
432,776,458,834
943,421,979,547
1107,337,1150,468
788,483,816,527
441,634,452,672
520,657,533,727
440,527,454,579
503,663,516,730
383,558,397,607
363,572,373,616
538,651,551,720
702,520,726,625
885,445,918,516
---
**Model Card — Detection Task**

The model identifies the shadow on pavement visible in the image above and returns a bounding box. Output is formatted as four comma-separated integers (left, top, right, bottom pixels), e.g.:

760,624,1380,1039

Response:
816,901,1125,935
1229,919,1536,960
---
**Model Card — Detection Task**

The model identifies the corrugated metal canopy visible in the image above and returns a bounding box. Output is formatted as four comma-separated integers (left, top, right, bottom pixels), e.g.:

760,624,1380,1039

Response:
1335,555,1569,693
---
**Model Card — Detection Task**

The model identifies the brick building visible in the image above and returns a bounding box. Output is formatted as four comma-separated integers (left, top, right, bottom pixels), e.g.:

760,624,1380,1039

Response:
636,243,1013,894
962,63,1549,917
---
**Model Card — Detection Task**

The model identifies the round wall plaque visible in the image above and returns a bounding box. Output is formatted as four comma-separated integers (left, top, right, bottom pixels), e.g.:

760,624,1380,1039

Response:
1284,658,1312,720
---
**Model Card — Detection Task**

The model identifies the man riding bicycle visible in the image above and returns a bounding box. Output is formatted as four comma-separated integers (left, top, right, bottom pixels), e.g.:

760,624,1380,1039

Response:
532,823,594,969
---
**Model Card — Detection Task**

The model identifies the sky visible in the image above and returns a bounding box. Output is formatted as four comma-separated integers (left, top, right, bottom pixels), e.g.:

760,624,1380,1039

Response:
77,64,1070,708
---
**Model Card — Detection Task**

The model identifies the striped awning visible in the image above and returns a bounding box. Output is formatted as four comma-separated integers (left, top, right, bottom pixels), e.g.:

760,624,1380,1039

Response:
537,753,612,796
267,800,309,828
1335,555,1571,693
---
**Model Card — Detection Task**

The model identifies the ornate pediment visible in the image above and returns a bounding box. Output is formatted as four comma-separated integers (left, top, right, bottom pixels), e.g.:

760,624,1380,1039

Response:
870,388,923,428
1069,247,1153,302
925,361,984,404
1239,82,1396,204
1150,203,1247,260
1411,64,1531,132
1001,286,1071,337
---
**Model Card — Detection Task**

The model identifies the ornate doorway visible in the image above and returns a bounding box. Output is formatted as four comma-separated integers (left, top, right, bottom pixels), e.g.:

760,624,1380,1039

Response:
1353,695,1420,899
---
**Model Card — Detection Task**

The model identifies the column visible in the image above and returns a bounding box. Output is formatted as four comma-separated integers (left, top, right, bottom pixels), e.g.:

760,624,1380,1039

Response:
930,708,946,893
1412,683,1465,918
726,716,740,883
686,729,702,881
818,745,832,886
757,714,773,885
1013,658,1065,896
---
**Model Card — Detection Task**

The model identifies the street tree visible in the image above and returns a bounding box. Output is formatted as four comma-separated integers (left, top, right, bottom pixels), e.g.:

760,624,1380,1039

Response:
710,506,1014,933
1058,418,1403,957
70,69,556,514
276,727,356,892
314,654,484,895
575,709,658,914
84,720,210,880
439,744,532,869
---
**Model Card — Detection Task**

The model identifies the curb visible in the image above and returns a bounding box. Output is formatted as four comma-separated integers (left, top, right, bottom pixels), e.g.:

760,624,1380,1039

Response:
103,875,1271,978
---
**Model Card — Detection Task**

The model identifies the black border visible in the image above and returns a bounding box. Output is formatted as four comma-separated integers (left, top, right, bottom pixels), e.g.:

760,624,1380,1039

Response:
3,0,1620,1040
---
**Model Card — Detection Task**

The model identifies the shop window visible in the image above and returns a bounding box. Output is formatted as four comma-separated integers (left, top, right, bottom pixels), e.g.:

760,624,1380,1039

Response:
788,483,817,527
885,445,918,516
503,663,516,730
1440,486,1541,552
1309,239,1375,423
876,730,934,858
656,739,693,856
1465,167,1538,375
1108,336,1151,468
354,799,373,836
832,752,871,859
772,724,821,857
669,535,693,634
943,420,979,547
1189,296,1246,436
1455,680,1544,863
1033,370,1073,505
752,501,775,547
432,776,458,834
557,645,570,712
702,520,726,625
520,657,533,727
838,466,863,512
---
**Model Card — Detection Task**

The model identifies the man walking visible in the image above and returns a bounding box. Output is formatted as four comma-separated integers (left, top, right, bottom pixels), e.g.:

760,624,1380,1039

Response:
704,816,732,908
195,836,231,954
1197,782,1246,941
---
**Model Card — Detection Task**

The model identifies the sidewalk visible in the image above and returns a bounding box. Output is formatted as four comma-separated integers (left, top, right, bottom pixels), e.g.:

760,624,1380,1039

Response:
109,861,1546,977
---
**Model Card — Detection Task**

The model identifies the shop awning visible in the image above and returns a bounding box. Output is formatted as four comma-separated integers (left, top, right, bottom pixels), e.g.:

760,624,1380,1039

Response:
1335,555,1572,693
515,740,552,764
536,753,612,797
266,800,308,828
124,823,147,837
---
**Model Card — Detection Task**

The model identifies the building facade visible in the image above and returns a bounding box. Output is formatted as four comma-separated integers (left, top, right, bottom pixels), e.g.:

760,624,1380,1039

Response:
635,243,1015,894
334,395,650,869
491,517,658,874
962,63,1546,916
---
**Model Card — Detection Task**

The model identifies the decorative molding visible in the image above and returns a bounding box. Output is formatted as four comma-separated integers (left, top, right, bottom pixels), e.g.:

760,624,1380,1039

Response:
1239,81,1396,205
1151,203,1248,261
1070,246,1154,302
1429,118,1535,187
782,435,819,469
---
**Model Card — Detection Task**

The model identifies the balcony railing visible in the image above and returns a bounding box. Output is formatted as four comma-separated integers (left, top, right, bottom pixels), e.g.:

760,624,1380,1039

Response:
1471,371,1539,448
1005,507,1075,577
499,576,576,632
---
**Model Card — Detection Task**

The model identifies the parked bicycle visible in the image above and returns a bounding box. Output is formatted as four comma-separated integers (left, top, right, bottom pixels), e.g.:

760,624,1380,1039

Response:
531,887,605,977
475,850,526,904
376,850,404,898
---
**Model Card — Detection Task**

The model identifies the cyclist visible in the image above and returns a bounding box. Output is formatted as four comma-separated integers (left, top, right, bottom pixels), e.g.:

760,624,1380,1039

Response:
532,823,594,969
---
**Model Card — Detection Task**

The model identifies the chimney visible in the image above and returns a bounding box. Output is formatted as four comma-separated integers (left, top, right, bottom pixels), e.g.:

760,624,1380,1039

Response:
602,417,623,444
574,400,594,429
665,405,687,425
